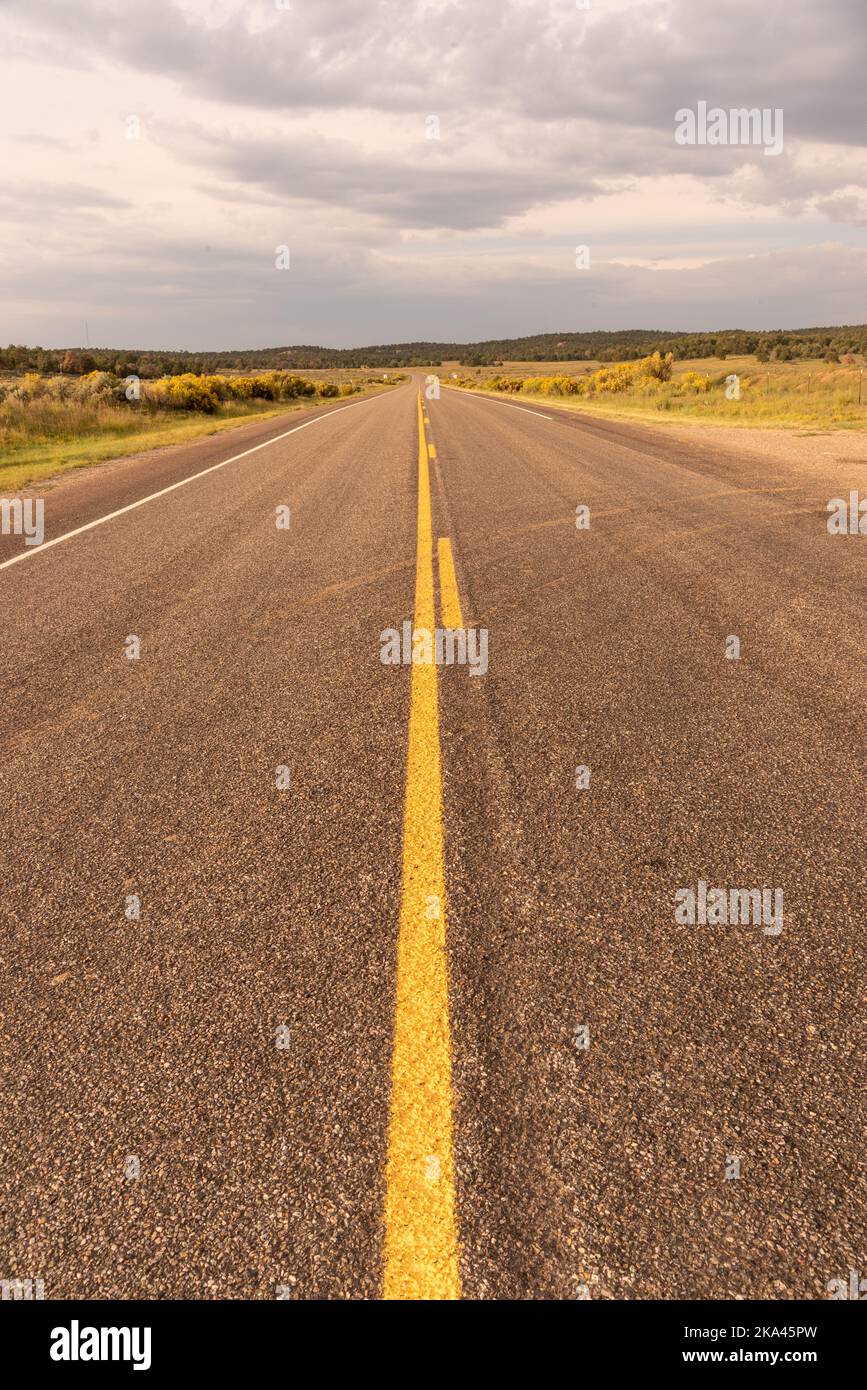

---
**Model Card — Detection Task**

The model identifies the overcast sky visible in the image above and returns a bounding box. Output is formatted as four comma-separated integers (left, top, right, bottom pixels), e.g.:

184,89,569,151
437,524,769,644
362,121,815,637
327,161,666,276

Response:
1,0,865,349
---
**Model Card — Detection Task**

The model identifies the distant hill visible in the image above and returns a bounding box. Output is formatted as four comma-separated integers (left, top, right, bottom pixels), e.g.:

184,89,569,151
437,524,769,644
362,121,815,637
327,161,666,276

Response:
3,325,865,376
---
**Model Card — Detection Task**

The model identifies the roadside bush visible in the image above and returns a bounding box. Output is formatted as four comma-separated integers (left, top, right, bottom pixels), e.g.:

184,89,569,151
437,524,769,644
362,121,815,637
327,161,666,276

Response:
676,371,711,393
202,375,232,402
591,362,638,394
318,382,339,397
271,372,307,399
18,372,50,402
545,375,583,396
49,376,78,402
294,375,315,397
72,371,118,403
149,373,220,412
642,351,674,382
250,375,278,400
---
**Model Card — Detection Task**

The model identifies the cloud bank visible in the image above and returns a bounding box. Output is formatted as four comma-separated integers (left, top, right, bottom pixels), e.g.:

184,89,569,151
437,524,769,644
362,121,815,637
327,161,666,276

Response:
1,0,865,346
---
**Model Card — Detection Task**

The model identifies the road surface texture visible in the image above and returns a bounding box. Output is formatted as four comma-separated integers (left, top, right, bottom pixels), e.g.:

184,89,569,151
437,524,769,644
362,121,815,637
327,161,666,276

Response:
1,377,863,1299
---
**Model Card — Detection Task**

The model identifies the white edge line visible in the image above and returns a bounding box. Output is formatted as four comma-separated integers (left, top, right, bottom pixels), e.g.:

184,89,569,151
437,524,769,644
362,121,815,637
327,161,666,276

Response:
441,385,551,420
0,391,389,573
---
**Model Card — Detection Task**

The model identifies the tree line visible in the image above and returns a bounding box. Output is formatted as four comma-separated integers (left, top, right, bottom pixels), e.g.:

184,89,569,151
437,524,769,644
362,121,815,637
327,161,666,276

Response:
2,325,866,376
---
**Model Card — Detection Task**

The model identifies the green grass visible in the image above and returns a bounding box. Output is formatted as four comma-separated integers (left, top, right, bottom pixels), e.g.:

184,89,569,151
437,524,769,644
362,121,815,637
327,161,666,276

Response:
0,385,392,493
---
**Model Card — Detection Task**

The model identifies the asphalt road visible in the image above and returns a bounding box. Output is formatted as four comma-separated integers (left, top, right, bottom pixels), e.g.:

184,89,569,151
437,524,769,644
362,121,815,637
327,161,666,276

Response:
0,378,863,1299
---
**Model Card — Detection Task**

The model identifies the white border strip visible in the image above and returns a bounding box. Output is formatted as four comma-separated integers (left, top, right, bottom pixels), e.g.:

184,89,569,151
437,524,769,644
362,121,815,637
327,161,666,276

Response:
1,392,389,573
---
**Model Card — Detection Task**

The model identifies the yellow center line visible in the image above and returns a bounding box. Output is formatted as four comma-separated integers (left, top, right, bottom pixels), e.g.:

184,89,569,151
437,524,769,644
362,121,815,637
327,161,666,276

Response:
382,391,461,1301
437,538,465,630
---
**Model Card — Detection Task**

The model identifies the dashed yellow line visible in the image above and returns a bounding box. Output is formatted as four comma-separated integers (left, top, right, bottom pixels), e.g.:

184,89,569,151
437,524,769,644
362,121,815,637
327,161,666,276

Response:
382,391,460,1301
437,538,464,630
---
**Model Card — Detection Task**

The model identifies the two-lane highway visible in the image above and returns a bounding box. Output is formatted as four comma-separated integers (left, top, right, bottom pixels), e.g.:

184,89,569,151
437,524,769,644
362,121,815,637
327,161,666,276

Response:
1,376,863,1299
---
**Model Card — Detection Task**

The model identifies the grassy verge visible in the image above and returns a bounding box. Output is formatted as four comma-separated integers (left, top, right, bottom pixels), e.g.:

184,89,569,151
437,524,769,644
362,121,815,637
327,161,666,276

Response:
0,386,392,493
451,357,867,431
452,387,867,431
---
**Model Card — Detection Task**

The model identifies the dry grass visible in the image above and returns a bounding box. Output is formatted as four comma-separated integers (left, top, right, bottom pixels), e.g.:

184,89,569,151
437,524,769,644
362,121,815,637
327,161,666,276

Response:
0,376,395,493
452,357,867,430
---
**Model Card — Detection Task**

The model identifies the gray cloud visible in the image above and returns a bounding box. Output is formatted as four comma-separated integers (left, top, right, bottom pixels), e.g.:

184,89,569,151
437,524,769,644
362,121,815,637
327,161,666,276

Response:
2,0,866,345
0,181,131,223
815,194,867,227
173,126,611,231
170,114,861,234
2,218,863,348
6,0,867,145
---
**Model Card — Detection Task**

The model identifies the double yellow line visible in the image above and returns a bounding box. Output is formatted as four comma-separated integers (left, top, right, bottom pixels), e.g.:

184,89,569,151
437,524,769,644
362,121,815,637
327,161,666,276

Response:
382,392,461,1300
437,538,464,630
